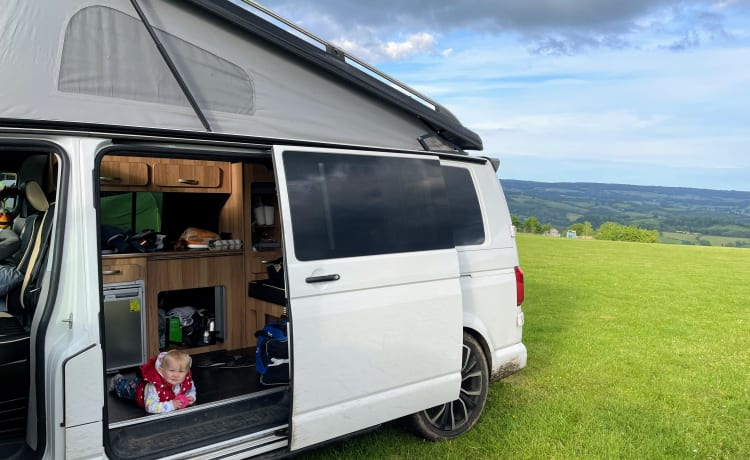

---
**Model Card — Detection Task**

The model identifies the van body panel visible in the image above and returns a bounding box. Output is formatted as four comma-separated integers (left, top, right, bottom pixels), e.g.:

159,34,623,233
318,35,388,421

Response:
63,346,103,427
273,146,464,450
64,421,103,460
291,373,460,448
460,271,525,369
440,159,525,380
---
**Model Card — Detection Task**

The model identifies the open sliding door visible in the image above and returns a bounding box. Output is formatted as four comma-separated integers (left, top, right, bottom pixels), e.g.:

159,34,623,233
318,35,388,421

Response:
272,145,463,450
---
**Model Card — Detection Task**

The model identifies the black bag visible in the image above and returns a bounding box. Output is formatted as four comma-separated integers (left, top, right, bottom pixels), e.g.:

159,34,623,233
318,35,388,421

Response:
265,257,284,288
181,309,215,347
101,225,159,253
255,320,289,385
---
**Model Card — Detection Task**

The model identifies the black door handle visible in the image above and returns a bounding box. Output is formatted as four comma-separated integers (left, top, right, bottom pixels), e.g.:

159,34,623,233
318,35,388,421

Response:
305,274,341,283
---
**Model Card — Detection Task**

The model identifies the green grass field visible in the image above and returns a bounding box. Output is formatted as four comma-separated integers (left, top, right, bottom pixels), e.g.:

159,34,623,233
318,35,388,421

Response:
302,234,750,459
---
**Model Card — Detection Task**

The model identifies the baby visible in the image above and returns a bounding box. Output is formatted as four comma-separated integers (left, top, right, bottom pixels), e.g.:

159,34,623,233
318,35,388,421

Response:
111,350,196,413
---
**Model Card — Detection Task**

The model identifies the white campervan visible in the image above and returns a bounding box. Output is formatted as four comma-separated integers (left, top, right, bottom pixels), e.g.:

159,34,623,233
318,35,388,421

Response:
0,1,526,459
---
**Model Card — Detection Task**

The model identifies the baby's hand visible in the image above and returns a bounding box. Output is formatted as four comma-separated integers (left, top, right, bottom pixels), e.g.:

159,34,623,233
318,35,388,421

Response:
187,396,195,405
173,395,190,409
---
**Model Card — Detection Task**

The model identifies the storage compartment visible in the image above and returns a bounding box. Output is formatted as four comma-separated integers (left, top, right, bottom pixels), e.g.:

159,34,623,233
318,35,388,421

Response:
157,286,227,349
248,280,285,306
250,182,280,251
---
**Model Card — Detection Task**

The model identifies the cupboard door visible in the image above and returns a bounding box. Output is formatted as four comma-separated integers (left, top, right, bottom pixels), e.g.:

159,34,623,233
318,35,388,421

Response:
153,162,230,193
100,159,149,190
102,258,146,284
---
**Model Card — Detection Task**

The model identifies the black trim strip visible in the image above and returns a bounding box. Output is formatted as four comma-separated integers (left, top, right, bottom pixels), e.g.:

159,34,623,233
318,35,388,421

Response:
130,0,212,132
0,119,487,166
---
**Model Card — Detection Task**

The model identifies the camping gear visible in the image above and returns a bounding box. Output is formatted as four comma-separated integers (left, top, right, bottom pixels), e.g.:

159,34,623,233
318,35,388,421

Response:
255,320,289,385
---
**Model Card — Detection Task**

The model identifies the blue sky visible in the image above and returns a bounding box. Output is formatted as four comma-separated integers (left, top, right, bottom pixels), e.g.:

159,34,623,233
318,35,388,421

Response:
245,0,750,191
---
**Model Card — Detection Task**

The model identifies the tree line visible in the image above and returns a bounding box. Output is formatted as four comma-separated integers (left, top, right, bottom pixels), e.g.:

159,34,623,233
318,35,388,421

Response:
512,216,658,243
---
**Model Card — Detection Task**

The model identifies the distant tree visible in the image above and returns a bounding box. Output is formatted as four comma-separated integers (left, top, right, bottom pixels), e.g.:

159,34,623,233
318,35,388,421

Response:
524,216,542,234
596,222,621,241
511,215,521,229
568,222,593,237
541,223,552,234
596,221,658,243
582,221,594,237
568,223,585,235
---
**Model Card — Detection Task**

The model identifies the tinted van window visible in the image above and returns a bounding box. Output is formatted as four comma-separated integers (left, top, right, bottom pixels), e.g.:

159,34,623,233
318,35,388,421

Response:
443,166,485,245
283,151,452,260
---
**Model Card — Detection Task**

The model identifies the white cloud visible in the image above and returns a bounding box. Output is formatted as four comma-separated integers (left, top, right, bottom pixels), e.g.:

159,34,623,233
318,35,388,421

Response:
381,33,437,59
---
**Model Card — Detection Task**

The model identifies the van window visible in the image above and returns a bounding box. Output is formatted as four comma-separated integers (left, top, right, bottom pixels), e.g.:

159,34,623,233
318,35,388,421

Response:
283,151,452,260
59,6,254,115
443,166,485,245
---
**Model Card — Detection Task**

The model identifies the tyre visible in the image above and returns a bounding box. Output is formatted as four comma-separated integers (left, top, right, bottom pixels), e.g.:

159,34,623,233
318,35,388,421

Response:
407,332,489,440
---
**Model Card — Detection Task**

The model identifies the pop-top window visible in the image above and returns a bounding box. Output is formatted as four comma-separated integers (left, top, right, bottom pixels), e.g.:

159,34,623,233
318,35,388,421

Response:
59,6,254,115
443,166,485,246
283,151,452,261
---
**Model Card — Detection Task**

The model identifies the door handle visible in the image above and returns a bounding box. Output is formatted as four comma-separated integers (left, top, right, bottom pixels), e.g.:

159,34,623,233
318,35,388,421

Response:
305,274,340,283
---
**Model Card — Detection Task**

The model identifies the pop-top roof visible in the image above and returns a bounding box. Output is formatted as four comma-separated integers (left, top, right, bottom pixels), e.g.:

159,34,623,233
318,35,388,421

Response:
0,0,482,151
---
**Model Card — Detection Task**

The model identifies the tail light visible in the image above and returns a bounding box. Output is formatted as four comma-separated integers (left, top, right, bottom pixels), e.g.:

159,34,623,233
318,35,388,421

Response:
515,266,525,306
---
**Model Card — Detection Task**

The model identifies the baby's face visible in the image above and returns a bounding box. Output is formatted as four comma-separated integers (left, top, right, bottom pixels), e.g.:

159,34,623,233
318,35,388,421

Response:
160,362,188,385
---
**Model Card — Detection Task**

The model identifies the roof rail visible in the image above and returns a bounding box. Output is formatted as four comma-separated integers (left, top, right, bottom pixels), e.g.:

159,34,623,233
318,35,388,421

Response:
237,0,449,115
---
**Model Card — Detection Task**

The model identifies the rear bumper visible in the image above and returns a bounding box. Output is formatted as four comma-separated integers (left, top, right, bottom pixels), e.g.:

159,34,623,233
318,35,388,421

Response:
490,342,527,382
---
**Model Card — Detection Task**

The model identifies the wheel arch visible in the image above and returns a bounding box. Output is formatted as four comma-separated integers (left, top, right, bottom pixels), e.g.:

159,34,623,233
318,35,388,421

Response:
462,322,493,376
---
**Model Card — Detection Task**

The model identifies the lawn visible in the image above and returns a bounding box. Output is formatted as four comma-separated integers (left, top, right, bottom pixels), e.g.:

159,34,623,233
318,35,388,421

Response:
301,234,750,459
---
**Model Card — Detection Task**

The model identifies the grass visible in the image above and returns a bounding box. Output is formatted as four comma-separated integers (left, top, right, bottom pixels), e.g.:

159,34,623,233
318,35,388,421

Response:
300,234,750,459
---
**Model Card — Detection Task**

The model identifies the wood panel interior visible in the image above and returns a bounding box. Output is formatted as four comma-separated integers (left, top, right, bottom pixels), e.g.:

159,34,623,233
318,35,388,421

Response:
99,154,284,365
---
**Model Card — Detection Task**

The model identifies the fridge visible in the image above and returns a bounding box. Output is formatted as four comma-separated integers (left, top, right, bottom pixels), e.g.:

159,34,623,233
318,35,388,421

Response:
103,280,146,372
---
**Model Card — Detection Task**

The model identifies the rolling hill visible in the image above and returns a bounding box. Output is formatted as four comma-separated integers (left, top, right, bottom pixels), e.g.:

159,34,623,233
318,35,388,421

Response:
502,179,750,242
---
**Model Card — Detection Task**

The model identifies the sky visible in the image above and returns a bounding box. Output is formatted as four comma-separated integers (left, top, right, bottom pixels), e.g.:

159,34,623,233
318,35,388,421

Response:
242,0,750,191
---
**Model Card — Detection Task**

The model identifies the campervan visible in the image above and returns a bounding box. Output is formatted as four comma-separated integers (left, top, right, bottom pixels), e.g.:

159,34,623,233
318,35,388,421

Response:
0,1,526,458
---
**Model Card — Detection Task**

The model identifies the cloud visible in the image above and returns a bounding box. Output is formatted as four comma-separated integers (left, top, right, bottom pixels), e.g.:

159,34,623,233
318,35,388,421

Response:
254,0,749,58
381,33,437,59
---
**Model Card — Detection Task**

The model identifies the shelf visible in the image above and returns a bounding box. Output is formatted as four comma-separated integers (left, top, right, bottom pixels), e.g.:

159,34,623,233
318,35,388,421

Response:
103,250,243,260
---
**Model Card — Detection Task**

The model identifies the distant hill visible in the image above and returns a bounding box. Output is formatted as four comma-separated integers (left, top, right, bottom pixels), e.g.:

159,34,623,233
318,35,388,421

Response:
501,179,750,239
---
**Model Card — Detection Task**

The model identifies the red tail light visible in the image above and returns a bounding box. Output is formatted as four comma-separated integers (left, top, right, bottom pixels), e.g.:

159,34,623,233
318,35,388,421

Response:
515,266,525,306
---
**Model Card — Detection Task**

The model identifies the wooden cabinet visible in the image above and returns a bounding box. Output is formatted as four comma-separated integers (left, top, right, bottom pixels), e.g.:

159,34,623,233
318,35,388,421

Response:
100,157,231,193
102,256,146,283
145,254,245,357
100,157,149,191
152,161,230,193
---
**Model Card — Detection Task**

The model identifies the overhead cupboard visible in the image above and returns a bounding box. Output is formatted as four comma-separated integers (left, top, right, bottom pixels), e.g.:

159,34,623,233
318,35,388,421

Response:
100,156,232,193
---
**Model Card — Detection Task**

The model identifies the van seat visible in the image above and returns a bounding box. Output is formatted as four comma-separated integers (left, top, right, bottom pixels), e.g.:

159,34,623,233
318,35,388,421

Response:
1,181,52,328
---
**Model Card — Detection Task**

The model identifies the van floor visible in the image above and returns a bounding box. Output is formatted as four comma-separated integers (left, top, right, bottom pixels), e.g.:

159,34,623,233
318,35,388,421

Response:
107,349,290,458
107,348,274,424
